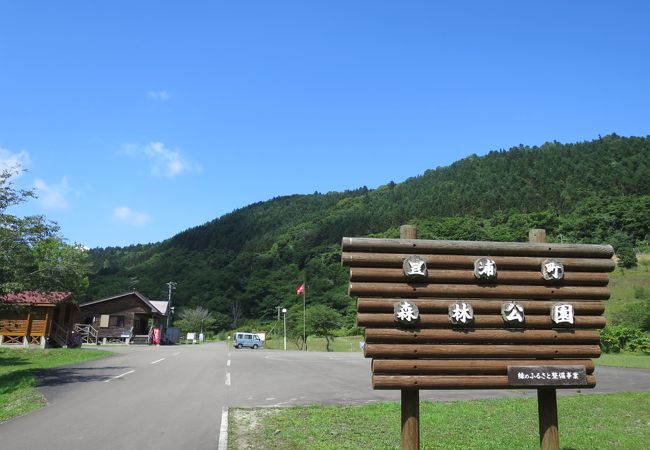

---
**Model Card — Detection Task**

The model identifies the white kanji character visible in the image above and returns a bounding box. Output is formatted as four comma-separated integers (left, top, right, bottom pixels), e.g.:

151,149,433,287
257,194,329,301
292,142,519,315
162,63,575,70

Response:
552,304,575,325
502,302,525,323
474,258,497,279
543,260,565,280
449,302,474,325
396,301,418,322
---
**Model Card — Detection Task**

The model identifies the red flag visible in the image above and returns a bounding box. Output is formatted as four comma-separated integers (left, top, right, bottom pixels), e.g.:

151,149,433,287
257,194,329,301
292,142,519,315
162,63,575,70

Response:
295,283,305,295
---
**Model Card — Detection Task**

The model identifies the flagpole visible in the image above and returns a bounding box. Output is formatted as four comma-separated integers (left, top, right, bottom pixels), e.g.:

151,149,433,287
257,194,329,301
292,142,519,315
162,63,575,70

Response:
303,275,306,351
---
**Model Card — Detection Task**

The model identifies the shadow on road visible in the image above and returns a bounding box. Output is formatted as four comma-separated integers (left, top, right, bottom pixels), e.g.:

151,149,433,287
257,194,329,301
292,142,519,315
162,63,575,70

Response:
36,366,130,388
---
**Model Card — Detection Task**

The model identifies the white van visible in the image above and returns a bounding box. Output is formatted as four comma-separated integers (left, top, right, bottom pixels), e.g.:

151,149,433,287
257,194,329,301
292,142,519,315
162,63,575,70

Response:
234,332,263,349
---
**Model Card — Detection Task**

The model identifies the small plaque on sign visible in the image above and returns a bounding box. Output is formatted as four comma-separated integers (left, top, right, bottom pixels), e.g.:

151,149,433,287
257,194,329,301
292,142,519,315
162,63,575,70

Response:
501,301,525,325
551,303,575,326
507,365,587,387
449,301,474,326
474,257,497,281
403,255,427,278
394,300,420,325
542,258,565,281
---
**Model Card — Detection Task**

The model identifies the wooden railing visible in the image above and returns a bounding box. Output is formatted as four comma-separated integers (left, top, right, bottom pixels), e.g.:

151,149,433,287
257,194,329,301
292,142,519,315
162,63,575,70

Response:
74,323,98,344
51,322,70,347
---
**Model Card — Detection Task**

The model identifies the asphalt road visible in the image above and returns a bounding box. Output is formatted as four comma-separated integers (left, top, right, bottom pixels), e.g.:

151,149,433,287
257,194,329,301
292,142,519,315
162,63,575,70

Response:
1,343,649,450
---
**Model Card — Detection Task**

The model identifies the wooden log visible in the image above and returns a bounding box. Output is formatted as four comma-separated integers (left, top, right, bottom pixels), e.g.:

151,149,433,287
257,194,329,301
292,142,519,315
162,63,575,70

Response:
357,299,606,314
364,328,601,344
401,389,419,449
349,268,609,286
371,359,595,375
364,344,601,359
342,237,614,258
372,374,596,390
342,252,615,272
349,282,610,300
357,313,607,329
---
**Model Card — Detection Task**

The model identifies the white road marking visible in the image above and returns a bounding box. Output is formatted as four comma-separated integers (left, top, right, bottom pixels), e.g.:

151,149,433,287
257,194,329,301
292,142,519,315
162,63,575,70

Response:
218,407,228,449
265,397,276,401
226,360,231,367
151,358,165,365
172,351,181,356
104,370,135,382
225,372,231,386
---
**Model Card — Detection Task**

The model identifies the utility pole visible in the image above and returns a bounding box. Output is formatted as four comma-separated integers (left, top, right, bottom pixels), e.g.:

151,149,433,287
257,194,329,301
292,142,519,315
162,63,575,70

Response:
276,306,283,350
282,308,287,351
166,281,177,328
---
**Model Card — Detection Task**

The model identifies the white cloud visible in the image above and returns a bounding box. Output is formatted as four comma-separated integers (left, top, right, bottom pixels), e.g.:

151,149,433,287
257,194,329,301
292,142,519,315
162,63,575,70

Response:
34,177,71,210
143,141,199,177
113,206,151,227
147,90,171,101
0,147,30,177
120,141,200,178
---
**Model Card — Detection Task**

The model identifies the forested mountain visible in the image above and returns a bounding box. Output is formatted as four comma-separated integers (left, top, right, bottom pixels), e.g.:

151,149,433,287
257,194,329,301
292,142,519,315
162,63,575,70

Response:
87,134,650,329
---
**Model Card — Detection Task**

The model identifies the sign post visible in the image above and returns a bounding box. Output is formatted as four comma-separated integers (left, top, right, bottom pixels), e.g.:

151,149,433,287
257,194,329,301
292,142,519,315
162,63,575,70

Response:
399,225,419,450
529,229,559,450
342,227,613,449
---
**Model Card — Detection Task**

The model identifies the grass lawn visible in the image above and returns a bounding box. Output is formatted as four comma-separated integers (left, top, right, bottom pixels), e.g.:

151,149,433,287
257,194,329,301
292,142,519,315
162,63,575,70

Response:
607,253,650,321
596,352,650,369
0,347,110,422
260,335,364,352
229,391,650,449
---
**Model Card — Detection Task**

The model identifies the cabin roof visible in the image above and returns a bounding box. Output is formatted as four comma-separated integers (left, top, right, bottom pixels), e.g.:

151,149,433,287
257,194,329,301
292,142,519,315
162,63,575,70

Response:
0,291,73,305
80,291,168,315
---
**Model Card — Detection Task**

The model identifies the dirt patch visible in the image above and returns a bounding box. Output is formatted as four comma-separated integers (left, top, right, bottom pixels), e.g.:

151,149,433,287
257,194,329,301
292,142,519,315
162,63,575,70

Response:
230,408,281,449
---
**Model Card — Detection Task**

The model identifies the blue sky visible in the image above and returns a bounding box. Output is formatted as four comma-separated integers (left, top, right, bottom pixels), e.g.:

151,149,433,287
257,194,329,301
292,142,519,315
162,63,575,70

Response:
1,1,649,248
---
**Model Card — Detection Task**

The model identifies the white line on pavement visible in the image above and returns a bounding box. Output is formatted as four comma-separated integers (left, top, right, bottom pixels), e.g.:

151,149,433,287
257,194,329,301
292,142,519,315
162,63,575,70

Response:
225,372,231,386
172,351,181,356
218,407,228,449
227,360,231,367
104,370,135,383
151,358,165,365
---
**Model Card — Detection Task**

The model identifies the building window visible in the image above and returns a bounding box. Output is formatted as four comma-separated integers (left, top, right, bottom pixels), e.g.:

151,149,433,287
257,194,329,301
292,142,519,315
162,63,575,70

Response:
109,315,125,327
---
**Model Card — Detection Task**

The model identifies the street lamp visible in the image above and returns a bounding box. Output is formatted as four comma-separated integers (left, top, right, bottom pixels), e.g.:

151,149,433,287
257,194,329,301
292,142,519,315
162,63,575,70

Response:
282,308,287,351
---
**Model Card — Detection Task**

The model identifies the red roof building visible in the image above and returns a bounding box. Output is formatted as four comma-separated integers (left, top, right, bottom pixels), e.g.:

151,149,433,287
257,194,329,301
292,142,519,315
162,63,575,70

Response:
0,291,77,348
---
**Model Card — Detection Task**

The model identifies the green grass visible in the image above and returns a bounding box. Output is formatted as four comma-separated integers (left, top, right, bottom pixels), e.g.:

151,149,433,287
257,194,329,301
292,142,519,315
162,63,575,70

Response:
596,352,650,369
259,335,364,352
229,392,650,449
607,253,650,321
0,347,110,422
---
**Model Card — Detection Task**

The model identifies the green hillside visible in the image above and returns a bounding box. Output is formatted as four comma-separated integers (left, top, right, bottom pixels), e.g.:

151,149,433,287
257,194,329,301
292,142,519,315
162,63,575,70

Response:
87,134,650,332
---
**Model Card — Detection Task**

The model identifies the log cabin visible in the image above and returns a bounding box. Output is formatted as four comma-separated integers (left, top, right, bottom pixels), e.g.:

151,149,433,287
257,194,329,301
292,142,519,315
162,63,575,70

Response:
76,291,168,344
0,291,77,348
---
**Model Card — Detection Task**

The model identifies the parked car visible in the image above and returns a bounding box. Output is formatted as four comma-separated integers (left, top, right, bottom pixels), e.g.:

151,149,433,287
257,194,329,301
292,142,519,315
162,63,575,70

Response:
234,332,263,349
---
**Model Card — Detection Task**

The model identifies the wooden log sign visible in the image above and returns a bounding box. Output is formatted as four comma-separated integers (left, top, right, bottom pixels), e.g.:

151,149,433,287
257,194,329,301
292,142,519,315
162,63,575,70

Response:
341,237,613,390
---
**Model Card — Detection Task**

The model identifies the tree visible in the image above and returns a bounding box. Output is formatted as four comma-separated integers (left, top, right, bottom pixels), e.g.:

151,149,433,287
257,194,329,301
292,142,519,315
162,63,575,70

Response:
174,306,215,334
306,304,341,351
0,169,89,297
286,303,306,350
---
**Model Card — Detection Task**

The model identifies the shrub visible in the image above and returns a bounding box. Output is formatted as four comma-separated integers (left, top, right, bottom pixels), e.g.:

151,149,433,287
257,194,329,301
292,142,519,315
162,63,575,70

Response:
616,244,638,268
601,325,650,354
